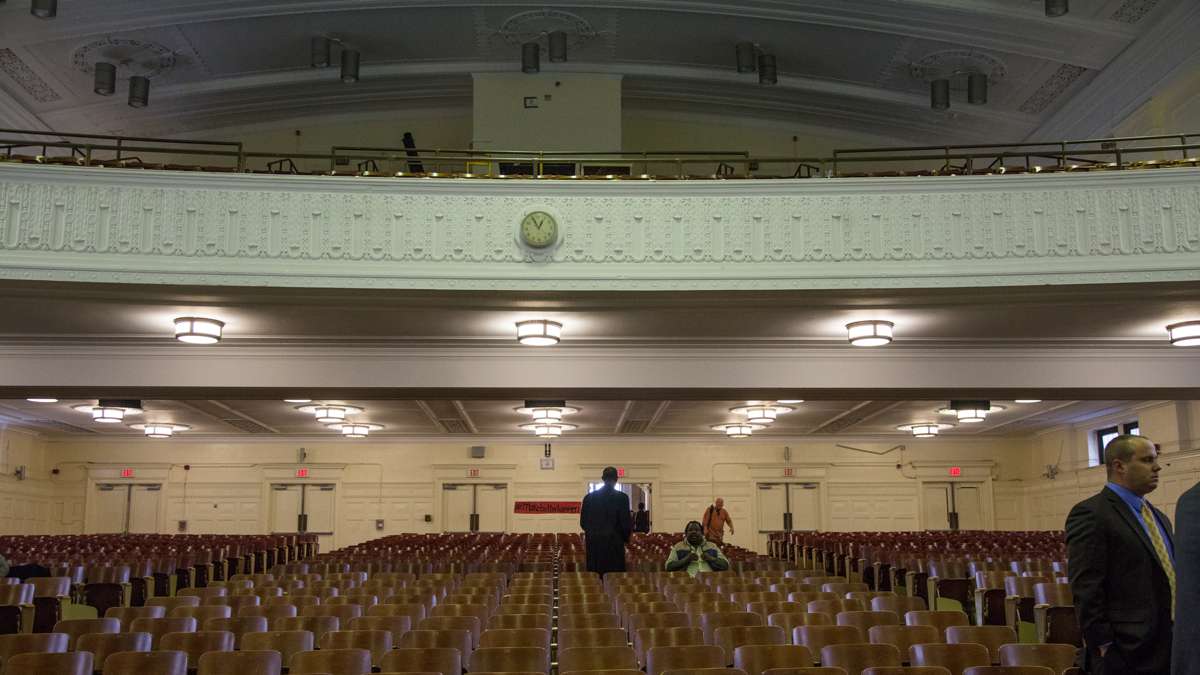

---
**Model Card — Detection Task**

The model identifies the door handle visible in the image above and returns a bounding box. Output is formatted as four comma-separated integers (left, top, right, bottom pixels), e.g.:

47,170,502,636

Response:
469,513,480,532
783,512,793,531
297,513,309,533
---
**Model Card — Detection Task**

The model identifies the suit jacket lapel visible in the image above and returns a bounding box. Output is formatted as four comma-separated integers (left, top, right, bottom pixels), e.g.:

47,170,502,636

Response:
1102,487,1159,562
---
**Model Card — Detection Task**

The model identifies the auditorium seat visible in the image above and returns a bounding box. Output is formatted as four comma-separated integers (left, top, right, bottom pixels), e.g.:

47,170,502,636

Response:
869,624,942,660
905,611,969,639
238,604,297,621
961,668,1054,675
320,629,393,668
0,633,68,671
158,631,234,672
1031,585,1078,646
418,615,482,648
203,616,268,648
997,644,1075,674
821,643,902,671
348,614,411,638
478,627,549,654
910,643,990,675
792,626,860,664
129,618,197,649
807,599,863,616
468,646,548,673
714,626,786,664
380,646,461,675
659,668,747,675
371,603,427,622
273,615,340,643
290,647,372,675
871,596,927,615
766,612,833,641
105,606,166,629
559,645,639,673
946,626,1017,664
195,650,281,675
240,630,314,666
75,632,150,672
148,597,200,612
0,651,93,675
700,612,762,644
102,650,187,675
861,668,953,675
646,644,725,675
560,613,621,630
53,618,120,649
397,628,473,669
635,627,706,667
836,610,900,640
731,644,814,675
560,669,643,675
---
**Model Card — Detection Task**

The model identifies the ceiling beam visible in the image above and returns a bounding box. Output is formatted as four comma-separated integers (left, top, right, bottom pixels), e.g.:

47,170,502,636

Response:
645,401,673,432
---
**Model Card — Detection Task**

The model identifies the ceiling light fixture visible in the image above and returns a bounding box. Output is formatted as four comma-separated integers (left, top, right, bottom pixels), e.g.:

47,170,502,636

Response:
711,423,762,438
128,76,150,108
967,72,988,105
736,42,757,73
950,399,991,423
92,406,126,423
515,400,580,416
516,320,562,346
522,42,540,74
548,31,568,62
518,421,576,433
30,0,56,18
1166,320,1200,346
313,405,358,424
174,317,224,344
94,62,116,96
530,407,563,424
1045,0,1068,17
757,53,777,85
130,423,191,439
533,424,562,438
284,399,312,403
742,406,778,425
731,403,795,417
311,36,332,68
898,422,952,438
341,49,360,83
931,79,950,110
1014,399,1042,403
846,320,894,347
26,398,58,403
332,422,383,438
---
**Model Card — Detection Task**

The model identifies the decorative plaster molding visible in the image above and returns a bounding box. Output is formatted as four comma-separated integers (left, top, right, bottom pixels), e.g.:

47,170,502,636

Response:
1,165,1199,291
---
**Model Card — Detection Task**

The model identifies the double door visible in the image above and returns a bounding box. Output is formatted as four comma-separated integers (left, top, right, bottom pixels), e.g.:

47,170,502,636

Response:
756,482,820,554
88,483,161,534
270,483,335,534
922,482,984,530
442,483,507,532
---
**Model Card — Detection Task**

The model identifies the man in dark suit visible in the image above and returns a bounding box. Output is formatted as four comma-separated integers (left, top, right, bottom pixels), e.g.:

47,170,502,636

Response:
580,466,632,576
1172,481,1200,675
1067,435,1174,675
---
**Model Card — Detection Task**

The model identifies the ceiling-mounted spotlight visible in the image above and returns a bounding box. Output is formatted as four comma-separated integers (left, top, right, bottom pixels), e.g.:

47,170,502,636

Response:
1166,320,1200,346
311,36,332,68
1045,0,1068,17
711,423,762,438
757,54,777,85
931,79,950,110
846,320,894,347
548,31,568,63
94,63,116,96
516,320,562,346
341,49,360,83
967,73,988,105
522,42,540,74
130,423,191,439
30,0,56,18
736,42,757,73
950,399,991,423
128,76,150,108
174,317,224,344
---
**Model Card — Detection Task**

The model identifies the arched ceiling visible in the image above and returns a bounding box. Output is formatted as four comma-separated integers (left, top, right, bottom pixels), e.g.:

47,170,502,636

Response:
0,0,1195,143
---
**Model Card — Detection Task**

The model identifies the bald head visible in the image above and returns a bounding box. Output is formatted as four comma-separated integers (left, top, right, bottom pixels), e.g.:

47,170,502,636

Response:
1104,434,1161,495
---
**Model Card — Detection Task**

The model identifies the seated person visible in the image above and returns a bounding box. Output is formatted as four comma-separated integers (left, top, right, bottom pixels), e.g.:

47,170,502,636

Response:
665,520,730,576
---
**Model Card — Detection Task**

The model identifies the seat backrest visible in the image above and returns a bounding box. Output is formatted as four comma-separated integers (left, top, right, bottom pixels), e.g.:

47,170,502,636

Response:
0,632,68,667
240,630,314,665
860,669,953,675
319,630,393,667
158,631,235,670
645,644,725,675
76,632,152,670
714,626,787,665
104,606,166,629
731,644,814,675
869,624,943,655
479,628,550,652
396,629,474,668
468,645,548,673
946,626,1018,664
836,610,901,640
128,618,197,649
346,614,411,638
369,602,426,621
766,611,833,637
629,612,691,632
699,612,763,644
820,643,902,671
871,596,927,614
806,599,863,616
52,618,121,649
418,615,482,648
558,627,628,651
379,646,461,675
238,604,297,621
101,650,187,675
1,651,93,675
997,644,1076,674
558,646,639,673
910,643,991,675
203,616,269,648
290,648,372,675
558,613,621,630
147,596,200,611
905,611,971,639
634,626,706,666
746,602,803,620
28,577,71,599
1032,583,1072,607
272,615,340,642
169,605,232,623
0,584,33,606
195,650,281,675
961,668,1054,675
792,626,862,664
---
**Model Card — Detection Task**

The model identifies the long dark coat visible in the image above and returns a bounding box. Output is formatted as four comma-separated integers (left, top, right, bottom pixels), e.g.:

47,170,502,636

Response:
1172,482,1200,675
580,485,632,576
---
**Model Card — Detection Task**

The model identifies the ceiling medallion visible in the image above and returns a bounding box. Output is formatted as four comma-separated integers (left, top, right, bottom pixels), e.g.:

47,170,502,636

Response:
495,9,599,49
72,38,177,79
909,49,1007,84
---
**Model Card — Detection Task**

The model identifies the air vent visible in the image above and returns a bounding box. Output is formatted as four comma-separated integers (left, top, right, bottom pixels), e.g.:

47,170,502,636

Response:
220,417,274,434
441,419,470,434
813,401,897,434
619,419,650,434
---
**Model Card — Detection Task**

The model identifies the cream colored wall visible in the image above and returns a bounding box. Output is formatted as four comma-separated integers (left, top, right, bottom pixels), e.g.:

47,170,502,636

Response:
42,435,1032,552
0,426,76,535
1113,67,1200,139
1022,401,1200,530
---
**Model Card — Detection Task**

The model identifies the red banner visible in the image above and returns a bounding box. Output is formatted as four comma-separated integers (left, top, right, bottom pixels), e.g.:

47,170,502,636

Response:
514,501,581,514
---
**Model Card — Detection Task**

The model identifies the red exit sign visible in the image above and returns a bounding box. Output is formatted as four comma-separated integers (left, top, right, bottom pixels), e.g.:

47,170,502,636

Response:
467,468,480,477
783,467,794,477
295,467,309,478
120,468,134,478
949,466,962,477
617,467,626,478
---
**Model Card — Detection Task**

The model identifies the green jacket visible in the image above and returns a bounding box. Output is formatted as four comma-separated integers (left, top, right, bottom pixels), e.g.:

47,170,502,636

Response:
664,537,729,576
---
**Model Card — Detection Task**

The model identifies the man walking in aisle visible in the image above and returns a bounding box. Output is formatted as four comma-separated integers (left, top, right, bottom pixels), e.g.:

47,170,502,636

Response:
702,497,734,545
580,466,633,576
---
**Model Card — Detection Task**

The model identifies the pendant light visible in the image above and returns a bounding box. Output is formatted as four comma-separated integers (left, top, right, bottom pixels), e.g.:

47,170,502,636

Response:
516,320,562,346
174,317,225,344
846,320,894,346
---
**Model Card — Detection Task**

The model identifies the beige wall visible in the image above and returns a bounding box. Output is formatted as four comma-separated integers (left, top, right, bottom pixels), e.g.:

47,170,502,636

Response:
473,73,623,152
0,426,76,535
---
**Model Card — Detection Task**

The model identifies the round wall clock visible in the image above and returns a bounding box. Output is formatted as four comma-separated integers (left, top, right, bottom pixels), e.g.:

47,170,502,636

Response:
519,211,559,249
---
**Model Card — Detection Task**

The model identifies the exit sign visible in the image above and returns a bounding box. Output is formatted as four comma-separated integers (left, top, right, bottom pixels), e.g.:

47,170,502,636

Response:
617,467,626,478
949,466,962,477
783,467,794,477
295,467,309,478
120,468,134,478
467,468,480,477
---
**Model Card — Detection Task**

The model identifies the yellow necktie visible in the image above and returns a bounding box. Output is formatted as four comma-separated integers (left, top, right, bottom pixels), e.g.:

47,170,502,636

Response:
1141,501,1176,620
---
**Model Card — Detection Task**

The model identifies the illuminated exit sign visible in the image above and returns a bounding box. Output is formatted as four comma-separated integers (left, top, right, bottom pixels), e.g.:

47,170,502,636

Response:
949,466,962,477
617,467,626,478
120,468,134,478
295,467,309,478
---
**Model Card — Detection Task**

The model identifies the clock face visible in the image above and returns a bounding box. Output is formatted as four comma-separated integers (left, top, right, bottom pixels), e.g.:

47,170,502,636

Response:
520,211,559,249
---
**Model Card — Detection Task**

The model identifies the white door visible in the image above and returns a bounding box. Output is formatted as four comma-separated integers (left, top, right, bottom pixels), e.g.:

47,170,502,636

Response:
89,484,129,533
442,484,474,532
954,485,985,530
127,485,162,533
271,485,303,532
305,485,336,533
922,485,952,530
476,484,508,532
789,483,821,530
756,483,788,553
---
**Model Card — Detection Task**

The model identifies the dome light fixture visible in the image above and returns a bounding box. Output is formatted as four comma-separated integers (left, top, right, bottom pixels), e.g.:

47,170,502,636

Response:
730,403,795,418
530,424,562,438
312,405,360,424
26,398,58,403
284,399,312,403
1014,399,1042,404
311,36,332,68
340,49,360,83
736,42,757,73
516,319,562,346
128,75,150,108
742,406,777,425
1166,320,1200,346
522,42,540,74
898,422,953,438
530,407,563,424
548,31,568,62
711,423,762,438
77,399,142,424
776,399,804,404
94,62,116,96
514,401,580,416
92,406,126,423
757,53,777,85
130,423,191,439
949,399,991,423
174,317,225,344
328,422,383,438
938,404,1004,416
519,422,577,433
846,320,894,347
